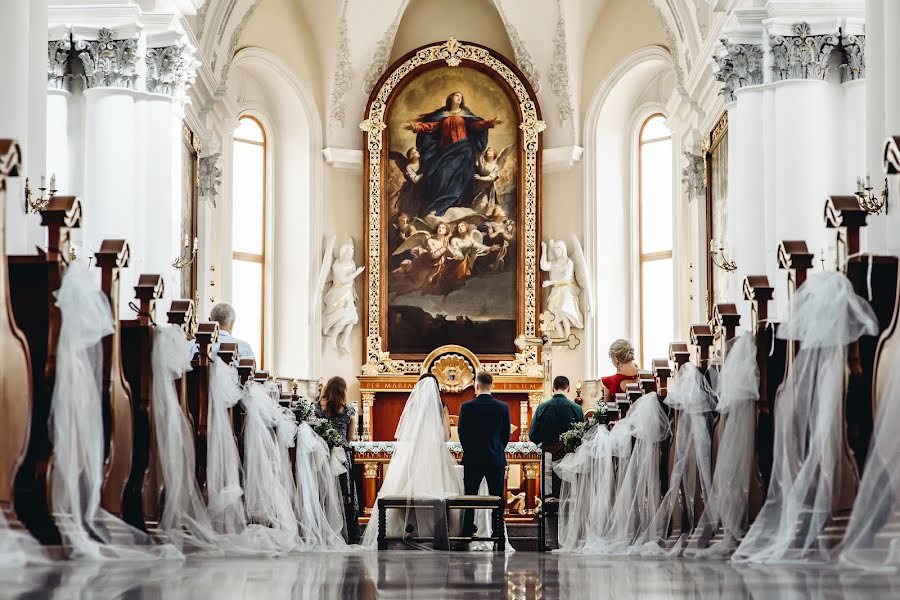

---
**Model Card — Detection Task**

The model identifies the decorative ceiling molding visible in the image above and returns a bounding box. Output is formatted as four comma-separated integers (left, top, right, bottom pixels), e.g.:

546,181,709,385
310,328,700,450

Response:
218,0,261,82
548,0,573,124
329,0,353,128
650,0,686,86
494,0,541,93
322,147,363,171
362,1,407,95
542,145,583,173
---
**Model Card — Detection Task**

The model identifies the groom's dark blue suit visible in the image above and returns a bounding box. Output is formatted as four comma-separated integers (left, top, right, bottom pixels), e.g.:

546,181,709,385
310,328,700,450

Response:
458,392,510,536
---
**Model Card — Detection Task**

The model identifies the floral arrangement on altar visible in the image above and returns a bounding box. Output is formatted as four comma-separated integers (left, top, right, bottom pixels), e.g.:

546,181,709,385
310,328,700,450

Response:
559,404,606,451
292,396,345,449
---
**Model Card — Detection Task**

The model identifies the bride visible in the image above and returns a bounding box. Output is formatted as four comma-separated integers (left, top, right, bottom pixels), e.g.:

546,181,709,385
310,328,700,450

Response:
361,374,462,549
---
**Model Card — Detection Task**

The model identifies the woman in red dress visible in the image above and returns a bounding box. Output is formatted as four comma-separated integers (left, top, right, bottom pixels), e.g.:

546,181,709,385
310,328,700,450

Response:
601,339,640,400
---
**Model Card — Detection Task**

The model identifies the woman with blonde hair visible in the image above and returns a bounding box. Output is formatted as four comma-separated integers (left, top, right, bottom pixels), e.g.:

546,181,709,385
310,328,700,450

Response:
601,339,640,400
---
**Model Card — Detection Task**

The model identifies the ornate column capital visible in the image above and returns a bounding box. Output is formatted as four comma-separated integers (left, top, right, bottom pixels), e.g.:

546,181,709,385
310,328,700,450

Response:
146,43,199,99
770,22,840,82
75,28,140,89
523,462,540,480
682,152,706,204
48,36,72,91
198,153,222,208
713,40,763,102
841,32,865,82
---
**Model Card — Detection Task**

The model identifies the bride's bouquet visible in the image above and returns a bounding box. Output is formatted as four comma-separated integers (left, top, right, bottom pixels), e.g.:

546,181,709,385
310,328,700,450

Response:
291,396,345,449
559,409,604,451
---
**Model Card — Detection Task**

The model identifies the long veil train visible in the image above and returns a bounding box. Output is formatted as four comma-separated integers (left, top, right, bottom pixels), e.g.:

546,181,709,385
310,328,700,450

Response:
361,378,462,549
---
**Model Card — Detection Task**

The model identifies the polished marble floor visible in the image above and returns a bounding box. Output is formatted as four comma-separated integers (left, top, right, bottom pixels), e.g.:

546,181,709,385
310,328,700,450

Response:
2,551,898,599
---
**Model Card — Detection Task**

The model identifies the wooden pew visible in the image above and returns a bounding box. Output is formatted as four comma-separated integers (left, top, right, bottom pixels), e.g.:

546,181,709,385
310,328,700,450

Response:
713,303,740,348
120,274,164,532
825,199,900,472
237,357,256,386
9,195,81,544
690,325,714,372
165,299,194,418
94,241,135,518
777,240,814,295
652,359,671,399
653,357,673,496
743,275,783,491
0,139,31,531
638,370,656,395
187,322,218,490
669,343,690,372
825,195,868,267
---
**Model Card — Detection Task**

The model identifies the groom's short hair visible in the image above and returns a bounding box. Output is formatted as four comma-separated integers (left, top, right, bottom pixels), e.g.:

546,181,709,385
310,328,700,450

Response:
475,371,493,389
553,375,570,391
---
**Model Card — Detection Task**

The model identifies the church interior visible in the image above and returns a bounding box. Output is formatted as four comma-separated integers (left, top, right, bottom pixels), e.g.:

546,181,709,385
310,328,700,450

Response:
3,0,900,597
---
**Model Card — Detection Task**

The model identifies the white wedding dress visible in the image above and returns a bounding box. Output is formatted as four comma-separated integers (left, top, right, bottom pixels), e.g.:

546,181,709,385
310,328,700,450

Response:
361,378,462,549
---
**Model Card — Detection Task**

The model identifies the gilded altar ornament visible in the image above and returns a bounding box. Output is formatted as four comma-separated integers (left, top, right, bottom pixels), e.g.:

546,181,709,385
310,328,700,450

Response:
431,354,475,393
362,39,541,377
316,236,365,355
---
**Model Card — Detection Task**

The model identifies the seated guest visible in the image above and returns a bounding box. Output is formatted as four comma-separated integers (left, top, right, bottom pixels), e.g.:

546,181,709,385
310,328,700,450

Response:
189,302,255,361
529,376,584,449
314,376,360,542
601,339,639,400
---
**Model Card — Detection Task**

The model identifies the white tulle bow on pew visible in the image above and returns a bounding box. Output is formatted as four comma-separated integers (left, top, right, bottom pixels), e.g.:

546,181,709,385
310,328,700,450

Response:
691,331,760,558
841,326,900,571
241,380,301,552
641,363,717,556
553,392,670,555
50,261,181,560
294,422,348,548
733,272,878,563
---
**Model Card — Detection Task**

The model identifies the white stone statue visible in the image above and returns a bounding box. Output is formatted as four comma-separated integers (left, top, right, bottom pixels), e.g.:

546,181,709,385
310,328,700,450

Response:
316,236,365,354
540,236,593,339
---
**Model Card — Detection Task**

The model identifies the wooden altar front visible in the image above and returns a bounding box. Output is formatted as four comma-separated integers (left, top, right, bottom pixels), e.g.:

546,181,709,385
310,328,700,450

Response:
355,345,546,519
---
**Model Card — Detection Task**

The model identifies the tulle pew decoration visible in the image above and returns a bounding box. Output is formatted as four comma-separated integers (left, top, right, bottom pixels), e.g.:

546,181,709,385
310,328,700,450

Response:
733,272,878,563
49,261,181,560
690,331,760,558
639,363,717,556
294,421,349,549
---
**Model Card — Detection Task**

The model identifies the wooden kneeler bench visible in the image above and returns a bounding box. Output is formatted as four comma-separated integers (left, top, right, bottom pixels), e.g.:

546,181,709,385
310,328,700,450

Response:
376,495,505,550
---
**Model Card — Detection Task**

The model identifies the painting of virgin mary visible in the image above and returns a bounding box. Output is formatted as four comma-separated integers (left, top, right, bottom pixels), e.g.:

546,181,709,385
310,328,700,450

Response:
405,91,502,217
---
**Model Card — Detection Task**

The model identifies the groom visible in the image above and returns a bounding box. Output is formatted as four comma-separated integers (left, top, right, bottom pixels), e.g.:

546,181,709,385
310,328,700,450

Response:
458,371,510,537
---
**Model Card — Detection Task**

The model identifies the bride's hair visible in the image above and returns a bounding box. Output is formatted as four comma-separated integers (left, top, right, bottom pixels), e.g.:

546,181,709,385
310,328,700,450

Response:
418,372,438,384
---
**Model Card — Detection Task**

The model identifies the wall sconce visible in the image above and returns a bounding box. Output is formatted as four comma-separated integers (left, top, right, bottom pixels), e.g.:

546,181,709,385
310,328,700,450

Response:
24,174,57,213
855,175,889,215
710,239,737,272
172,234,198,269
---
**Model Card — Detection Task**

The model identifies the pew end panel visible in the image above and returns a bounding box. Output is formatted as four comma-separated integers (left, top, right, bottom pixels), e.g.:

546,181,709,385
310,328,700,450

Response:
0,139,32,529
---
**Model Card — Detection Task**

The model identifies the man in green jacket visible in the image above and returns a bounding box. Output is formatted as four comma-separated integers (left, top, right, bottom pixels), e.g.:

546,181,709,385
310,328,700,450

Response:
529,375,584,448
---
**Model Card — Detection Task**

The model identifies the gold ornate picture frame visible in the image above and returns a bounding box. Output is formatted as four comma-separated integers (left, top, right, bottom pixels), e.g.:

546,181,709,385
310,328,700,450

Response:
360,39,543,378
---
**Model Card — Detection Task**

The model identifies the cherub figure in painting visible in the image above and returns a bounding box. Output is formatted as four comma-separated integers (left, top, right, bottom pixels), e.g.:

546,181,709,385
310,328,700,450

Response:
471,145,514,215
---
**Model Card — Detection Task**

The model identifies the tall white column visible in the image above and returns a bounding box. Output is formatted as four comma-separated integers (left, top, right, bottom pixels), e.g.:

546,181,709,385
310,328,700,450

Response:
82,88,138,273
729,86,767,324
137,93,183,303
865,0,886,251
0,0,34,253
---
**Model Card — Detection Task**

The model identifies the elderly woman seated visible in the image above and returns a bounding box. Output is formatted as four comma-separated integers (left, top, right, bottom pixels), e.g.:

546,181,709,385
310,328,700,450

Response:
600,339,640,401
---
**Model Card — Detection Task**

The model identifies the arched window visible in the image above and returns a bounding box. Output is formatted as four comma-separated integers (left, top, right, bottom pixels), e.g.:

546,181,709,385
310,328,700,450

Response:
231,116,266,362
637,114,673,365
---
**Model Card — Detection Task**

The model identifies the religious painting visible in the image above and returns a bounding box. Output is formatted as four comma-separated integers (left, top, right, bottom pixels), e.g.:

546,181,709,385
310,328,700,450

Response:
705,111,728,319
180,122,200,301
362,39,542,371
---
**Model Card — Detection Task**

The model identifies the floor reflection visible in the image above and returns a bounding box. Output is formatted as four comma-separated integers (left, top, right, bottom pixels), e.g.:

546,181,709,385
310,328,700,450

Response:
1,551,899,599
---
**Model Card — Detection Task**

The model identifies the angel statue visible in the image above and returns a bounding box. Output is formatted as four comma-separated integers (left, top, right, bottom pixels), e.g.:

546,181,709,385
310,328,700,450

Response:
315,236,365,354
540,236,593,339
471,144,514,215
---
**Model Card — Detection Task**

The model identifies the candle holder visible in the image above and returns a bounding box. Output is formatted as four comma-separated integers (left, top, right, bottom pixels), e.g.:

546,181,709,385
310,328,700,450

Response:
855,175,889,215
172,235,198,269
710,239,737,272
24,174,57,214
